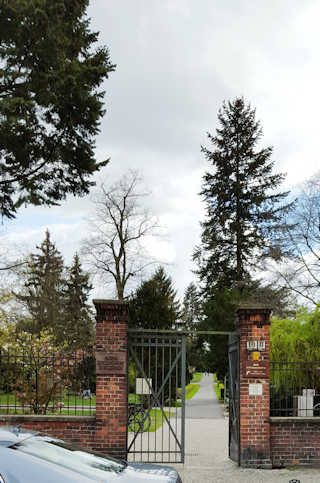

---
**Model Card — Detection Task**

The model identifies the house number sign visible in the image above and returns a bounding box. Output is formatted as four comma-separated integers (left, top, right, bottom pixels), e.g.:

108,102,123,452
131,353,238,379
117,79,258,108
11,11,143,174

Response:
246,340,265,351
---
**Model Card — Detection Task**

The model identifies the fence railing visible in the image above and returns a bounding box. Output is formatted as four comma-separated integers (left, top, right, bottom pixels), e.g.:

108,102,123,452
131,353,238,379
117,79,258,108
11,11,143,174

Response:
270,361,320,417
0,348,96,416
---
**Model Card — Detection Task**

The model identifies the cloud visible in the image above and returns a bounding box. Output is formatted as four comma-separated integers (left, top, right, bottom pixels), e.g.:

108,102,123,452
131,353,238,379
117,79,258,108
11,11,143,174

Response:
2,0,320,302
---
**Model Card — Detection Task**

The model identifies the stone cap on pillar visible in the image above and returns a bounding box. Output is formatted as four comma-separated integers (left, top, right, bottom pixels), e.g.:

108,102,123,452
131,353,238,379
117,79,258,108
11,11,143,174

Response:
237,302,272,326
93,299,128,323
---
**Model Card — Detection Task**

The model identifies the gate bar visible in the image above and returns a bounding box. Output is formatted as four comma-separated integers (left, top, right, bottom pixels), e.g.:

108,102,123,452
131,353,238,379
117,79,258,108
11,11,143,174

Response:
128,329,232,335
181,335,186,463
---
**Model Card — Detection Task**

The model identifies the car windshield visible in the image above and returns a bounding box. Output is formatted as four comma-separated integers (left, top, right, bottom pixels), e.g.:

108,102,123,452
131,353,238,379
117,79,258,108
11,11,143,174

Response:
10,435,126,480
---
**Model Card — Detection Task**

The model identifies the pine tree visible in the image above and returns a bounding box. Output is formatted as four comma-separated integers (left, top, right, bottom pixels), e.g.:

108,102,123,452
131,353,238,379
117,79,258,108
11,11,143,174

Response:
181,282,202,331
62,254,94,350
193,97,291,293
128,267,180,329
0,0,115,219
16,230,64,336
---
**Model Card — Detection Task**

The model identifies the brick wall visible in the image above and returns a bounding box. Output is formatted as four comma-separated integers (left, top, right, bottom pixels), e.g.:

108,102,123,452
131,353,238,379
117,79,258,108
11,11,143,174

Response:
94,299,128,459
0,299,128,460
237,306,272,468
0,415,96,449
271,418,320,467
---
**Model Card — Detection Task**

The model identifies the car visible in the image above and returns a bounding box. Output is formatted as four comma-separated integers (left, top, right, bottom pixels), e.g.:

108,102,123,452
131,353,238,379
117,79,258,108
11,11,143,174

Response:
0,426,182,482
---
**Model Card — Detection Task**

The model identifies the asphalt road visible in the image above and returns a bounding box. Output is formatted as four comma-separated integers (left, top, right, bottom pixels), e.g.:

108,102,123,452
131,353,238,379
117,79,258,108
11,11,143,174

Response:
172,373,320,482
185,373,224,419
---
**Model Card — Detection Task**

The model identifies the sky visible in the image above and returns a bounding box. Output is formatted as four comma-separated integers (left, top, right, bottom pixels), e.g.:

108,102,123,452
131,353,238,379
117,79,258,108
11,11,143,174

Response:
1,0,320,303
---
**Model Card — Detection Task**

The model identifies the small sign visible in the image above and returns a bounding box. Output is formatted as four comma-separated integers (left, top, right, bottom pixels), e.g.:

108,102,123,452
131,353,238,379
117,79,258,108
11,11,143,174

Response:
249,383,263,396
252,351,260,361
96,351,126,375
136,378,152,395
246,340,265,351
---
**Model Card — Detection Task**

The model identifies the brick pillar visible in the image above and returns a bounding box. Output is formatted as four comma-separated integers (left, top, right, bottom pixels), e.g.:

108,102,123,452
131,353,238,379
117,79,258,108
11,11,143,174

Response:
93,299,128,459
237,305,272,469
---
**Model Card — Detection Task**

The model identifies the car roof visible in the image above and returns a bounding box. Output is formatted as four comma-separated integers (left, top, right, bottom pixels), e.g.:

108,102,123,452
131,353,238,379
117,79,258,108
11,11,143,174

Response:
0,426,37,446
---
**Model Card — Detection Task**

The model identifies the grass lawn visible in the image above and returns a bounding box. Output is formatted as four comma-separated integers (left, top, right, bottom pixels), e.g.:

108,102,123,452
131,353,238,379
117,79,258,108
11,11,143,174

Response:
128,408,173,432
186,383,200,400
128,393,141,404
148,409,173,431
0,392,96,406
0,407,95,416
190,372,203,383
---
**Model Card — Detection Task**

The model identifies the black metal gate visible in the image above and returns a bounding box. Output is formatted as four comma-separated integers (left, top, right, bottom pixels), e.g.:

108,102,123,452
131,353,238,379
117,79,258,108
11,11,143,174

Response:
127,330,186,463
228,331,240,464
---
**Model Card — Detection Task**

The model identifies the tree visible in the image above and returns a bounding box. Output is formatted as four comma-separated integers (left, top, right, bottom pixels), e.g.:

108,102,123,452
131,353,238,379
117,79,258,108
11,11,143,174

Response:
62,254,94,350
181,282,202,331
128,267,180,329
270,173,320,305
0,0,115,219
15,230,65,337
199,288,241,379
193,97,291,293
270,307,320,409
128,267,182,403
14,231,94,350
82,171,159,299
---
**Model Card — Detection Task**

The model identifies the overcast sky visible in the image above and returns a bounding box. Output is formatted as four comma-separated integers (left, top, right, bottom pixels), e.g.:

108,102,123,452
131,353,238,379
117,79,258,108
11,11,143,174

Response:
1,0,320,302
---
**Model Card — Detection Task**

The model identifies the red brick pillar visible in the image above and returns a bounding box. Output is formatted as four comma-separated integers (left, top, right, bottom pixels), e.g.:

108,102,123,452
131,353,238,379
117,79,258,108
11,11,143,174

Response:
237,305,272,469
93,299,128,459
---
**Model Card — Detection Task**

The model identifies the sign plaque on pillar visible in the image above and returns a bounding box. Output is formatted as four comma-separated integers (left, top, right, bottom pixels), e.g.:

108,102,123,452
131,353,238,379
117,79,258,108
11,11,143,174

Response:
96,351,126,375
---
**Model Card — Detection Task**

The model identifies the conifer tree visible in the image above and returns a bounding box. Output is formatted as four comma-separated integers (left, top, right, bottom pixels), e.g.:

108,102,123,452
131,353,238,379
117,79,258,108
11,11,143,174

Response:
181,282,202,331
129,267,180,329
62,254,94,350
193,97,291,293
16,230,64,336
0,0,115,219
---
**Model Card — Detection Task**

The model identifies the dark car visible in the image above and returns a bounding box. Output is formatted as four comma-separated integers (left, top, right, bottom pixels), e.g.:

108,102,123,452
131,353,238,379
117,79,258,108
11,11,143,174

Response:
0,426,182,482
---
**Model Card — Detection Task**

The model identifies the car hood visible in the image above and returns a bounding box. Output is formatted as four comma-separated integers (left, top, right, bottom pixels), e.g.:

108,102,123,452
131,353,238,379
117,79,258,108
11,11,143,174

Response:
0,427,37,447
122,462,180,482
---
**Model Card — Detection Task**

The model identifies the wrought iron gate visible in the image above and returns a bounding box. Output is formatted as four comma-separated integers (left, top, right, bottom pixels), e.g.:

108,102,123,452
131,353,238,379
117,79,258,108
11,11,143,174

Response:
228,331,240,464
127,331,186,463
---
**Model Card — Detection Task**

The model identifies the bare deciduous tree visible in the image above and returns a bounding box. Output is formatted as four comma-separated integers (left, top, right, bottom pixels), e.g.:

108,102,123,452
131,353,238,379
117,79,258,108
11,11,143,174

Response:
270,173,320,305
81,171,160,299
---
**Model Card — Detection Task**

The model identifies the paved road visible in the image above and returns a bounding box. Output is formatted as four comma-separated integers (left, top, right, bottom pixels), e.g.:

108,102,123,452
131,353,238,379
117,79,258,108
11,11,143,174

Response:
185,373,223,419
171,373,320,482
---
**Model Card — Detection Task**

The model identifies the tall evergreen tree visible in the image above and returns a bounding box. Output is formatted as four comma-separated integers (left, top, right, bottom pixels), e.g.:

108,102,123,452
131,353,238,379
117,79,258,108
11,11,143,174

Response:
16,230,64,336
181,282,202,331
129,267,180,329
193,97,291,293
62,254,94,350
0,0,115,219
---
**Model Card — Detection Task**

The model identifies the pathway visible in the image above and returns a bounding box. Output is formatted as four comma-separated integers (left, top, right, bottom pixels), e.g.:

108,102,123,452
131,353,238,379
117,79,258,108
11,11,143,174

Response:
171,373,320,482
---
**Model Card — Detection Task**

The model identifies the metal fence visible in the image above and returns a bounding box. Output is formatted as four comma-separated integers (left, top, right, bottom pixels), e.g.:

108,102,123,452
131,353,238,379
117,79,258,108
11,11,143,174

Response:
270,361,320,417
0,348,96,415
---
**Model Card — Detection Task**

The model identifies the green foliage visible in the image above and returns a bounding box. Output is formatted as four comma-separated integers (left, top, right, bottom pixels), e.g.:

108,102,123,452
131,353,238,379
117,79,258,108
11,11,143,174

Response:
14,231,94,350
198,288,240,379
214,379,224,401
181,282,202,331
0,329,74,414
0,0,115,219
194,97,290,293
270,307,320,402
128,267,181,329
128,267,182,402
185,383,200,400
270,306,320,361
190,372,203,383
15,230,65,336
61,254,94,350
